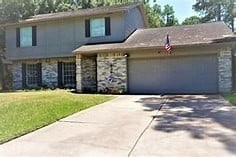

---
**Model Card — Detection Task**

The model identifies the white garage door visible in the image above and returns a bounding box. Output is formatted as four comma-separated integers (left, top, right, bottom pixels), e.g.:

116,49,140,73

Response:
128,55,218,94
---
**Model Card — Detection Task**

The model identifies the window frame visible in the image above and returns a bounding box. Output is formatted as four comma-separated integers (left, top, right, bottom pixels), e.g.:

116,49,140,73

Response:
90,18,106,37
62,62,76,88
20,27,33,47
26,64,38,87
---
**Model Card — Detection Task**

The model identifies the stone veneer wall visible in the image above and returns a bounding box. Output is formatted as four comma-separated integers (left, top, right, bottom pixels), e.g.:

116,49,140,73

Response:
42,59,57,88
12,57,75,89
218,49,232,92
82,56,97,92
97,52,127,93
12,61,22,89
76,54,97,92
76,55,82,92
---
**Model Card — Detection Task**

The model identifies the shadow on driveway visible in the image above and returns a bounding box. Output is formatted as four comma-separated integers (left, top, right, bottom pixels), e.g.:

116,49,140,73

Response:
136,95,236,154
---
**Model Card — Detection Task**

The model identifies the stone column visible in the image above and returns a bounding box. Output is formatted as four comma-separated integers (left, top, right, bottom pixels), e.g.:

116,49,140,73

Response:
76,54,83,92
81,56,97,92
218,49,232,93
42,59,58,88
12,61,22,89
97,52,127,94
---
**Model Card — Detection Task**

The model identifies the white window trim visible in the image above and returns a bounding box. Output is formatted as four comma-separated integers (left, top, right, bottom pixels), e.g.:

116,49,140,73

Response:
90,18,105,37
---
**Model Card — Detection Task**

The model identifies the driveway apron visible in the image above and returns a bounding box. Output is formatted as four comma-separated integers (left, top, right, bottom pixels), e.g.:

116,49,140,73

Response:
130,95,236,157
0,95,236,157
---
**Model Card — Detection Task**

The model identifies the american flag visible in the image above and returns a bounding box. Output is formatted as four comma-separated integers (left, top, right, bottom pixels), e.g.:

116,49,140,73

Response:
164,34,172,54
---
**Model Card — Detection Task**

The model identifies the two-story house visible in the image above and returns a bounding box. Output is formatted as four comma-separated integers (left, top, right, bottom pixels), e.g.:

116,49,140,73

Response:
2,3,236,94
3,3,147,91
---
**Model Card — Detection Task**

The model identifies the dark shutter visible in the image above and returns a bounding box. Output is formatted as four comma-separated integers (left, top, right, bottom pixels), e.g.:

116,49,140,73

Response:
85,19,90,37
16,28,20,47
32,26,37,46
58,62,63,88
37,63,42,87
105,17,111,36
22,63,27,88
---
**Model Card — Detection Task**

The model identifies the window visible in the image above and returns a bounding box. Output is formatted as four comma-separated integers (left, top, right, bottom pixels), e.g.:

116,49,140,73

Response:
22,63,41,88
85,17,111,37
16,26,37,47
63,62,76,87
58,62,76,88
90,18,105,37
26,64,38,86
20,27,32,47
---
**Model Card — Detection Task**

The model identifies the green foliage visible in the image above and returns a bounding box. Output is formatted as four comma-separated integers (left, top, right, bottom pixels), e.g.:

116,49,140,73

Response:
0,90,114,143
161,4,178,26
223,93,236,106
193,0,235,31
182,16,201,25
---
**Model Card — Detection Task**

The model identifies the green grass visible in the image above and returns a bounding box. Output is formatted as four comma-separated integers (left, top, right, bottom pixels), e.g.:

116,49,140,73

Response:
0,90,114,144
223,93,236,106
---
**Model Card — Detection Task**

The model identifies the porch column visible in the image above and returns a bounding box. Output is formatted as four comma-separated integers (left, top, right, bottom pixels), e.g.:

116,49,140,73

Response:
76,54,82,92
218,48,232,93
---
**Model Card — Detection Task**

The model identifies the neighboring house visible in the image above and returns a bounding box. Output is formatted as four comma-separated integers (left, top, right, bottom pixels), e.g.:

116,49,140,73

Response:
2,3,236,94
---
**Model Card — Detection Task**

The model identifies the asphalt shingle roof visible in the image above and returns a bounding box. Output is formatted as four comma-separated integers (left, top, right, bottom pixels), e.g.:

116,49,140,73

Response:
74,22,235,53
3,2,143,26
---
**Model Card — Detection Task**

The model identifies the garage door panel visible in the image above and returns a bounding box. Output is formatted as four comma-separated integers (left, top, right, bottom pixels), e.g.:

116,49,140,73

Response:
128,55,218,94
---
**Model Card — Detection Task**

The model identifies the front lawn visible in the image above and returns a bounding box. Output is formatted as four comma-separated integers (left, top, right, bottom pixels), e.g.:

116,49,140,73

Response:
223,93,236,106
0,90,113,144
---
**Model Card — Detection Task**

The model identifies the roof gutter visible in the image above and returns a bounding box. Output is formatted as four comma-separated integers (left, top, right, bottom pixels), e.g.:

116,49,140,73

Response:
73,41,235,54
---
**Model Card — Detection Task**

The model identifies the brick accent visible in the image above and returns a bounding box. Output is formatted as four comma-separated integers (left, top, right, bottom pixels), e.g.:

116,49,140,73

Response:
218,50,232,92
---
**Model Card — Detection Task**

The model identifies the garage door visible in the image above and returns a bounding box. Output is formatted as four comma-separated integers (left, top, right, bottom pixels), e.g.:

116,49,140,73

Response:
128,55,218,94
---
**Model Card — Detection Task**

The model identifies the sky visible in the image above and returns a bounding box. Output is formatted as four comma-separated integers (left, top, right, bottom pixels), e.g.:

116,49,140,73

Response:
152,0,198,23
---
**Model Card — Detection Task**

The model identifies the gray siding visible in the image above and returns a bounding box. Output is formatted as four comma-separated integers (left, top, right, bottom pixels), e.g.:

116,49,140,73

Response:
5,12,125,60
124,7,145,38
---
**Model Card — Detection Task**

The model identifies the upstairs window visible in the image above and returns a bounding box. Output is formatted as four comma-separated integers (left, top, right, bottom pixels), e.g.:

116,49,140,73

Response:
90,18,105,37
16,26,37,47
85,17,111,37
20,27,32,47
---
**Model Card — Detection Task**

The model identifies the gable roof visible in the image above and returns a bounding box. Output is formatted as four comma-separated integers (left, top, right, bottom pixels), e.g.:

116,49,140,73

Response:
74,22,235,53
2,2,147,27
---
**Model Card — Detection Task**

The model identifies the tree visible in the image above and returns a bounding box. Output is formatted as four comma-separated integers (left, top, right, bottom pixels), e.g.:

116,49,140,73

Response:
182,16,201,25
145,3,164,27
193,0,236,31
161,4,178,26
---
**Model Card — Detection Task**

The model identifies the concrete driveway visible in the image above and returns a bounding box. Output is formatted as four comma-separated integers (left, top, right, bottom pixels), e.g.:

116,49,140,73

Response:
0,95,236,157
